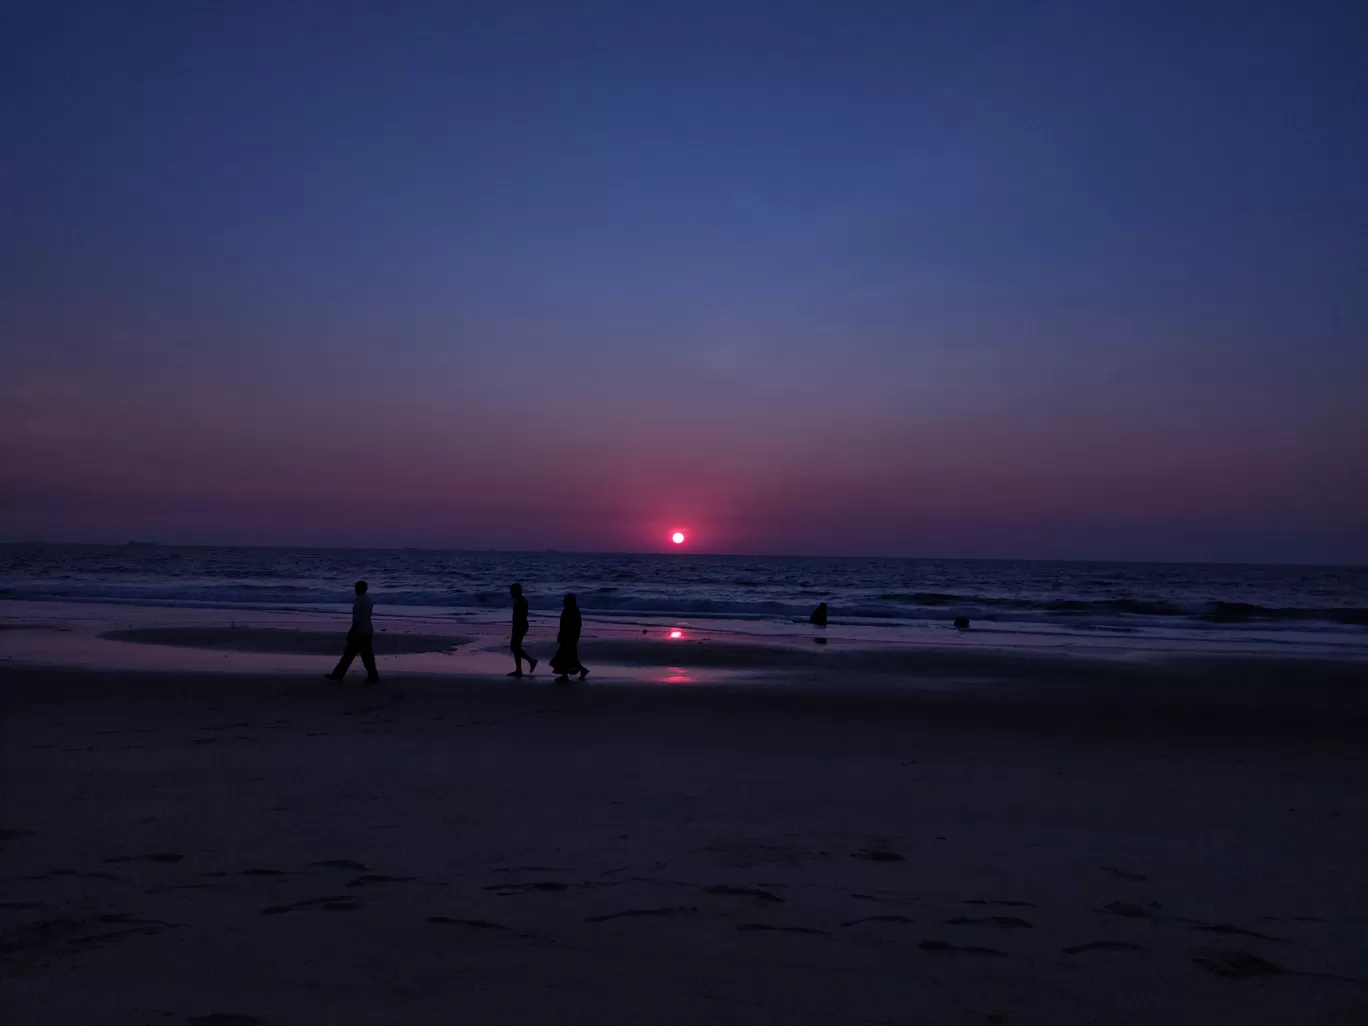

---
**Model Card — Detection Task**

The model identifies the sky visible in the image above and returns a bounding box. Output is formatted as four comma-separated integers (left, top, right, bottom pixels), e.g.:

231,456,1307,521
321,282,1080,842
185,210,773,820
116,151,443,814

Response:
2,1,1366,561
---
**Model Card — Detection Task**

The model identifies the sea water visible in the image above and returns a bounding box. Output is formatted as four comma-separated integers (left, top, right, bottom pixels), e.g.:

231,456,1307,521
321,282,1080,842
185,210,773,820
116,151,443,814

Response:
2,544,1366,661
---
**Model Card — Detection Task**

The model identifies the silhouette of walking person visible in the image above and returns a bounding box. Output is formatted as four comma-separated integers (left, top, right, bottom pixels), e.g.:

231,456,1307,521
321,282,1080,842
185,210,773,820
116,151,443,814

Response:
508,583,537,677
550,592,588,682
325,579,381,684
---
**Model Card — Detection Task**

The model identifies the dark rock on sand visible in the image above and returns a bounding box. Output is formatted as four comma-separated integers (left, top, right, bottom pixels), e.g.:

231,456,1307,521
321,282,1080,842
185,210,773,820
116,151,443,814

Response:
954,616,970,630
809,603,828,627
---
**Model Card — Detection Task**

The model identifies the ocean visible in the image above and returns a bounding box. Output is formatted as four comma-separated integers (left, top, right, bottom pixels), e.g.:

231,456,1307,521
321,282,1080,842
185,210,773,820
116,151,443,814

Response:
2,544,1366,660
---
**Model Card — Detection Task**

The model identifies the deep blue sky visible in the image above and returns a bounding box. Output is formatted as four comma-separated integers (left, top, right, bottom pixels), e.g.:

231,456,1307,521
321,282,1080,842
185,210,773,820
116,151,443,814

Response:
2,1,1366,561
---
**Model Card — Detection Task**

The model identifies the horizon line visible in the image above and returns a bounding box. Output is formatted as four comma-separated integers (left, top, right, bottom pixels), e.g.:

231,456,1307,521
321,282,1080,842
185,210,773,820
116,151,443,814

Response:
0,539,1363,571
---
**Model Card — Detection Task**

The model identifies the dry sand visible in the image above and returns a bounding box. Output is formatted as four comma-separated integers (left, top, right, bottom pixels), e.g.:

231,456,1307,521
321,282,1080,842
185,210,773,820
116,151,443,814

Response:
3,655,1368,1025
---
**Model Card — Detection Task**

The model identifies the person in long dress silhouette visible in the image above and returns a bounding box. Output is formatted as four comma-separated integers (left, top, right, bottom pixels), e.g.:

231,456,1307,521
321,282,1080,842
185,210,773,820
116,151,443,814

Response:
549,593,588,682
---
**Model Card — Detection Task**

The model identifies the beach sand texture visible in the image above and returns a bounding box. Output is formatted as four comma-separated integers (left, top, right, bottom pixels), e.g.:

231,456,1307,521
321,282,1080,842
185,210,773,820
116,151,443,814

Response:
3,647,1368,1025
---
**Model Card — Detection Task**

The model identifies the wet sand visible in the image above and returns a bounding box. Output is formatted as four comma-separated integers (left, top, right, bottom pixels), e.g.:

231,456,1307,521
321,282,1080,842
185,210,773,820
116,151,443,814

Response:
99,627,469,657
3,659,1368,1025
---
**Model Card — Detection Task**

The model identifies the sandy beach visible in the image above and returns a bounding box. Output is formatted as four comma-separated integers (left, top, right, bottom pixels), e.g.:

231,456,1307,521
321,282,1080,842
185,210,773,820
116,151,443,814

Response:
4,645,1367,1025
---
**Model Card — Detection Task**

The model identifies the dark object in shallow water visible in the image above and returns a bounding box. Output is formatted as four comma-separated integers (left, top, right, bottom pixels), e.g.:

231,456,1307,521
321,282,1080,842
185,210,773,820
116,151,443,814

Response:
953,616,970,630
814,637,827,645
809,602,828,627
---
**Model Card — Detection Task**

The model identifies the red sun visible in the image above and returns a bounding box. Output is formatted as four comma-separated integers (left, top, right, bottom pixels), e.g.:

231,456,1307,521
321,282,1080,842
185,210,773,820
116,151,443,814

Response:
671,531,686,545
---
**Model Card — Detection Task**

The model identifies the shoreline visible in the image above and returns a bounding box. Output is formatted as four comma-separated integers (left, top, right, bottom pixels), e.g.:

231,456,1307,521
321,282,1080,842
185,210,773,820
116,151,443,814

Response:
4,597,1366,676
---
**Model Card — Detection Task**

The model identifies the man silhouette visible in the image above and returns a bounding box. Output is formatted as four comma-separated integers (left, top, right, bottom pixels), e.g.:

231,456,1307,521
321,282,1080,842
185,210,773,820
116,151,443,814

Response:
325,580,380,684
508,583,537,677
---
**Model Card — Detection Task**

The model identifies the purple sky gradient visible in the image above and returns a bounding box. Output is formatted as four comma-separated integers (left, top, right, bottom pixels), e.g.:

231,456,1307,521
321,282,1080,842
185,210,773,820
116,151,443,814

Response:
3,2,1366,561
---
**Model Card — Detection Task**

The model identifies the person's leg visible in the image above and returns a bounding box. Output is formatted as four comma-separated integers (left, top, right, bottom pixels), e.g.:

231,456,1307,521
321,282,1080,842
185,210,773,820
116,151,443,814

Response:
328,630,359,680
514,630,537,674
565,647,585,681
359,633,380,683
509,630,526,675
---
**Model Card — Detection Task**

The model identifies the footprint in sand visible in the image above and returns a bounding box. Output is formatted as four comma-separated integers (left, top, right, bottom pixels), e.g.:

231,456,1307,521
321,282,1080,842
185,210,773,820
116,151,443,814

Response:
104,853,183,864
851,845,906,862
486,881,569,895
963,899,1040,908
428,917,509,931
34,869,121,881
260,896,356,915
702,842,805,868
1,914,176,958
702,885,784,904
1193,949,1367,984
1192,949,1286,979
1185,921,1286,942
1102,865,1149,882
1062,941,1143,955
842,915,916,927
738,923,831,938
1098,900,1160,919
585,907,694,923
919,939,1004,956
1261,915,1327,923
947,916,1033,929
